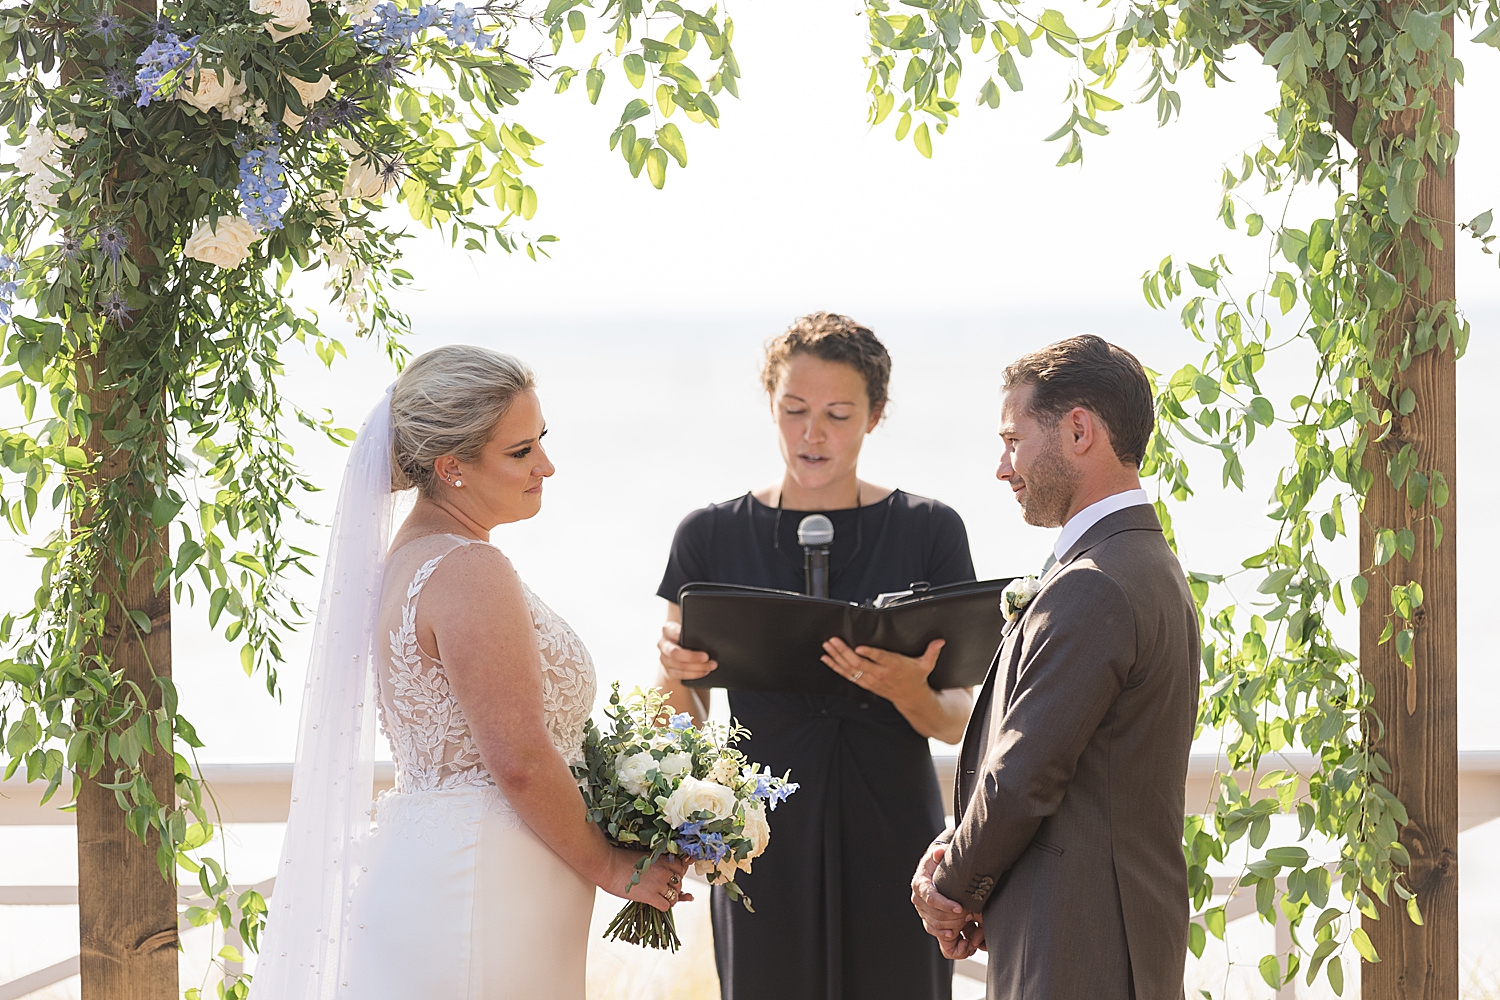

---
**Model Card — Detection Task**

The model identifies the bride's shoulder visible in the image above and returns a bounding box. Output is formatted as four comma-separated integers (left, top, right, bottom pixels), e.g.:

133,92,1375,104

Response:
413,537,524,601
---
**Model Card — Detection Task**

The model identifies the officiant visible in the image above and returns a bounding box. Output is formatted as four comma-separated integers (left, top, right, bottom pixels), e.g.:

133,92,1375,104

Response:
654,313,976,1000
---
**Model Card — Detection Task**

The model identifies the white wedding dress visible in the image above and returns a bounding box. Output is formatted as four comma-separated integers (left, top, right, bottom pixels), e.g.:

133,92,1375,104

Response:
343,533,598,998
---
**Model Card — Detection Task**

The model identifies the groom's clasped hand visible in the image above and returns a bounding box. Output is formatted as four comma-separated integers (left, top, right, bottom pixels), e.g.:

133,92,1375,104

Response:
911,842,984,959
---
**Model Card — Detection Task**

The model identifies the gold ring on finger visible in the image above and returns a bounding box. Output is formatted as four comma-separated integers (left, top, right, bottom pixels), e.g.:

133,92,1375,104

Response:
852,670,863,681
668,874,680,885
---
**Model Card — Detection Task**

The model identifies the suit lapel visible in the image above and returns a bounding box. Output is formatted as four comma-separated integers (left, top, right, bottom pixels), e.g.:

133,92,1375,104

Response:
954,625,1026,817
953,506,1162,817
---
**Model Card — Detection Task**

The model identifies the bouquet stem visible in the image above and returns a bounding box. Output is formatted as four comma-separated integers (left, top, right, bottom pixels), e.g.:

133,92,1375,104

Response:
602,900,681,952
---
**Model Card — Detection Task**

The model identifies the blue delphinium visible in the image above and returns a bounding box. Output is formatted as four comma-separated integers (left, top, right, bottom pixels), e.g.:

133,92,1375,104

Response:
134,32,195,106
352,2,444,53
751,773,800,811
443,3,492,49
668,712,694,732
237,136,289,232
353,2,490,53
0,255,17,325
674,820,731,864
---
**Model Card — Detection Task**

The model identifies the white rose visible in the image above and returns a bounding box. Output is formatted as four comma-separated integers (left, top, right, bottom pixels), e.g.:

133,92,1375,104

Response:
177,67,246,114
663,776,737,829
741,800,770,859
183,216,258,270
614,750,656,798
709,757,739,786
342,153,399,201
693,853,756,881
287,73,334,106
312,190,346,224
251,0,313,39
658,752,692,781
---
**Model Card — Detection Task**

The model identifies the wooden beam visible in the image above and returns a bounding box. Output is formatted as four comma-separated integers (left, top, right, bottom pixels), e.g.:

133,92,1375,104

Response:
1359,17,1459,997
74,354,179,1000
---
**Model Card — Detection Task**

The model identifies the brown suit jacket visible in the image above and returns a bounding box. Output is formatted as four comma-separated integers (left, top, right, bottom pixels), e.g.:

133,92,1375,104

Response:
932,504,1199,1000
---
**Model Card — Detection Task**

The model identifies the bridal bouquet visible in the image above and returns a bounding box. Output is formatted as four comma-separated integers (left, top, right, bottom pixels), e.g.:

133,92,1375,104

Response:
573,684,799,951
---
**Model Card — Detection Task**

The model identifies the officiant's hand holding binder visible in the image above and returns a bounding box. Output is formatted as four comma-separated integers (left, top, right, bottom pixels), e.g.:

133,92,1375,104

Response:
678,578,1015,698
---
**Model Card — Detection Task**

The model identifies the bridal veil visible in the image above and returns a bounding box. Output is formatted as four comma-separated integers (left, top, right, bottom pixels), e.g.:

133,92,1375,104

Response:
250,386,396,1000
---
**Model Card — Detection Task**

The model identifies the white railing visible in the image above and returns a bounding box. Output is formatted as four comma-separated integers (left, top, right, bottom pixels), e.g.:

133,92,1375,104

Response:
4,752,1499,999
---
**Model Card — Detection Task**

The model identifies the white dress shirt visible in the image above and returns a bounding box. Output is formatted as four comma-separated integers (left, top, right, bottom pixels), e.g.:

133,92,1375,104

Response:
1052,488,1151,562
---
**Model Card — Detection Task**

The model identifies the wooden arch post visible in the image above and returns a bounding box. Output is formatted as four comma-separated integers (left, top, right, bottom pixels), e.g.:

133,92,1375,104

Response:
1356,13,1460,998
71,0,181,995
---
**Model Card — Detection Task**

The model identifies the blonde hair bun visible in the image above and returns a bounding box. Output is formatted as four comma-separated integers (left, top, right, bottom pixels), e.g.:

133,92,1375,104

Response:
389,345,536,494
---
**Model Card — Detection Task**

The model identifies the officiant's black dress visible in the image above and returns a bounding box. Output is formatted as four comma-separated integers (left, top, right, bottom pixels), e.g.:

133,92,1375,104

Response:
658,490,974,1000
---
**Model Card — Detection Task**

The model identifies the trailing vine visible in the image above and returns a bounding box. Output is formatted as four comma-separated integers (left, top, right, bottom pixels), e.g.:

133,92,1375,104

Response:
861,0,1493,992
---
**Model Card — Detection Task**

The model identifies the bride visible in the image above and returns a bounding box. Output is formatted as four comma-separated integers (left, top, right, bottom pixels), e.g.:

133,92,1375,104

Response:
251,345,689,999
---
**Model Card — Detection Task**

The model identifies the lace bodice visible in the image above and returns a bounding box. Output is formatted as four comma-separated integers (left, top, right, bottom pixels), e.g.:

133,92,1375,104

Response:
376,535,597,794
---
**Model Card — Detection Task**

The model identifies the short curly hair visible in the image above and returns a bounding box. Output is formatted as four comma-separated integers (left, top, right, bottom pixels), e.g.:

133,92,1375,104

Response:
761,312,891,415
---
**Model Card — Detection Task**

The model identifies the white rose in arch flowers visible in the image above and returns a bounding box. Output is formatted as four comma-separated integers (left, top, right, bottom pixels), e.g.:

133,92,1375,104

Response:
177,67,246,114
662,776,737,829
184,216,258,269
283,74,333,130
287,73,334,106
251,0,313,40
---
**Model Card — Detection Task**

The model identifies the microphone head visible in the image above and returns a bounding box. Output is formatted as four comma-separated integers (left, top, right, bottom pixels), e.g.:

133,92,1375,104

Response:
797,514,835,547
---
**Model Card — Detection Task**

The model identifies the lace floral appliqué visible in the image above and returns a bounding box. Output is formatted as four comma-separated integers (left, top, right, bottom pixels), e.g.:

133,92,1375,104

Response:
376,543,597,798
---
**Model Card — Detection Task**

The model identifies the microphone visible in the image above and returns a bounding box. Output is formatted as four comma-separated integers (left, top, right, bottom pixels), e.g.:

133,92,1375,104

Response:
797,514,834,598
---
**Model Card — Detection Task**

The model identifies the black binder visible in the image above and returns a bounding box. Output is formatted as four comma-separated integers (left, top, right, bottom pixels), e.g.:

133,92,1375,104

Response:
678,578,1014,697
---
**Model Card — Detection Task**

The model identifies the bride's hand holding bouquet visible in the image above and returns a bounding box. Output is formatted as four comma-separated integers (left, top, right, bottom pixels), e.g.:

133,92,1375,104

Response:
574,684,800,951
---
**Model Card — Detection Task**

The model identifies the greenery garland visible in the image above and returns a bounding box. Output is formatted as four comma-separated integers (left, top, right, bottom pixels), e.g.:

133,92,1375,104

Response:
0,0,733,994
859,0,1494,992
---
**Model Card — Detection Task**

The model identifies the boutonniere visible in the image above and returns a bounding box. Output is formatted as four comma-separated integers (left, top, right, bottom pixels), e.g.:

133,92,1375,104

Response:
1001,575,1042,629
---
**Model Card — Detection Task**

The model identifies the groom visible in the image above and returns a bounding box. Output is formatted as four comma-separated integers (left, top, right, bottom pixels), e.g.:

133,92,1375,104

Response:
911,335,1199,999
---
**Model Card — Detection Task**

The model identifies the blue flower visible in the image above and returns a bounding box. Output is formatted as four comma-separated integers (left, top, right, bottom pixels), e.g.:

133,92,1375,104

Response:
56,235,84,260
95,224,128,265
90,12,125,42
674,821,730,863
442,3,492,48
751,774,800,811
102,290,135,327
103,68,137,100
134,32,195,106
668,713,694,732
768,781,800,811
237,137,289,232
353,2,488,53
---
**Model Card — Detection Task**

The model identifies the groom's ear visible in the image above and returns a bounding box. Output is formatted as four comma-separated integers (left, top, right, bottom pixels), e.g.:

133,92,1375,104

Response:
1064,407,1094,452
1067,407,1121,463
